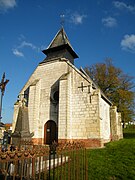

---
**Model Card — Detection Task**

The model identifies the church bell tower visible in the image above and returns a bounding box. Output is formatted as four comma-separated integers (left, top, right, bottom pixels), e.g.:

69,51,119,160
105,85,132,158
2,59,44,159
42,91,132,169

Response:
41,28,78,65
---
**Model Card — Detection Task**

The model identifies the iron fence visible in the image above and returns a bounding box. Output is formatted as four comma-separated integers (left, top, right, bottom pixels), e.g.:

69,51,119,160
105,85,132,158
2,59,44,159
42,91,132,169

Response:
0,141,88,180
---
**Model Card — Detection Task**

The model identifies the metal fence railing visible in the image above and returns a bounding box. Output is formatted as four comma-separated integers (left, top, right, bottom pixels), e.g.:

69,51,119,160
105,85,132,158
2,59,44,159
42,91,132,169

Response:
0,141,88,180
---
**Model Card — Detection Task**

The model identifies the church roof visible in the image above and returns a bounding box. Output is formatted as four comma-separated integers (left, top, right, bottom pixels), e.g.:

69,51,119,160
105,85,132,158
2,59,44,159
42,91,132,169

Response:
42,28,78,59
48,27,72,49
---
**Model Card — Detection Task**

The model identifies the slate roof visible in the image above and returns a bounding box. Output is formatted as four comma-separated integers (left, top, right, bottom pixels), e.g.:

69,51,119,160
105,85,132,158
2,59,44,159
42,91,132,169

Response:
42,27,78,59
47,27,72,49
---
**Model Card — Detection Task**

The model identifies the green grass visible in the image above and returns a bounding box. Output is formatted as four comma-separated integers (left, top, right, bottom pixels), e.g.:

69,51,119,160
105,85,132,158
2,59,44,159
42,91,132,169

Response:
47,126,135,179
87,126,135,180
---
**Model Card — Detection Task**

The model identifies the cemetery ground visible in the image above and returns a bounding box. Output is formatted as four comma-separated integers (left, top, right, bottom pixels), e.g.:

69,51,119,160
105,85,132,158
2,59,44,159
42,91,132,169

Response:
87,125,135,180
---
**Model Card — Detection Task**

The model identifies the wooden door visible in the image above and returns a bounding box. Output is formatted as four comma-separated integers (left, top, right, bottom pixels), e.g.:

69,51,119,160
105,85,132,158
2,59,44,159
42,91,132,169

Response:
44,120,58,145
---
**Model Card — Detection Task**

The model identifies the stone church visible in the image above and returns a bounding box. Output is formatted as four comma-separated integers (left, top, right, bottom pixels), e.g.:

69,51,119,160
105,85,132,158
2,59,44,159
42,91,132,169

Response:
12,28,123,148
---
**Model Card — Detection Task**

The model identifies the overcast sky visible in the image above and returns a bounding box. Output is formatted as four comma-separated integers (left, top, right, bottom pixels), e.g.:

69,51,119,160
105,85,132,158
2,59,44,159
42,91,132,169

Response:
0,0,135,123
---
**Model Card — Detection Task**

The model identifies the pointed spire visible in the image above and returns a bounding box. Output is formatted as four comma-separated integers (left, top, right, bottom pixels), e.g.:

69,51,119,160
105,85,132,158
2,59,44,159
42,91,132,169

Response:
42,28,78,64
47,27,72,49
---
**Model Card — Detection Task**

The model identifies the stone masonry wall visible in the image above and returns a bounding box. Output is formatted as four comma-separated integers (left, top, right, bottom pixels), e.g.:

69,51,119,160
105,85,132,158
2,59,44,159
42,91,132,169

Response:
28,80,41,138
12,104,20,133
13,59,68,144
59,74,68,139
118,112,123,139
99,97,111,143
13,59,113,147
58,62,103,147
70,66,101,140
110,106,123,141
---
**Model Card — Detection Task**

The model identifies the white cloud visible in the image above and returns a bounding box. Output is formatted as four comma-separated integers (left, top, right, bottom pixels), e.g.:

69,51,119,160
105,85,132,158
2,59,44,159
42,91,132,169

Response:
70,13,87,25
12,39,43,57
121,34,135,53
12,49,24,57
19,41,37,50
113,1,135,13
0,0,16,12
102,17,117,27
18,34,25,41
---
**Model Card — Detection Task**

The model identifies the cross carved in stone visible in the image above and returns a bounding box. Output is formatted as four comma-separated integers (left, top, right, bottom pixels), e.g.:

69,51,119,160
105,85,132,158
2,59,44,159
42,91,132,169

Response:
88,85,91,93
78,82,88,92
78,83,93,103
78,82,93,103
87,85,92,103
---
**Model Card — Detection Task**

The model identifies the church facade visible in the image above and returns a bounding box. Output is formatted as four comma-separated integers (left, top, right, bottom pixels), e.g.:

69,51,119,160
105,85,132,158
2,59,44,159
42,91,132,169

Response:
12,28,123,148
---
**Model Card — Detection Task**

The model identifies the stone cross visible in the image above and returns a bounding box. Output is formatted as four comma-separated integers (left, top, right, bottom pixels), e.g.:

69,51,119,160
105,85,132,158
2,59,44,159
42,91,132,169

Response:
78,82,87,92
78,83,93,103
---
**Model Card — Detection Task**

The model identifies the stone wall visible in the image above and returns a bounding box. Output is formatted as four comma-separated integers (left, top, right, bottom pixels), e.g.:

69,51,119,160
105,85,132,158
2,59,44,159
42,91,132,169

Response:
12,103,19,133
12,59,68,144
110,106,123,141
58,73,68,139
12,58,117,148
58,62,104,147
99,97,111,143
117,112,123,139
71,65,100,140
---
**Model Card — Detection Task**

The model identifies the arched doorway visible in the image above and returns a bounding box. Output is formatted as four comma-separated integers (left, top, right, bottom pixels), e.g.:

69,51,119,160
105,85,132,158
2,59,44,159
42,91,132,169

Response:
44,120,58,145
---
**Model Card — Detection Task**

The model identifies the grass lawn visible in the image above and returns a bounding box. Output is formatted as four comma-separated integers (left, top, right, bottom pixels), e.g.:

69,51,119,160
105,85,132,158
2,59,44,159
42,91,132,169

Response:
87,126,135,180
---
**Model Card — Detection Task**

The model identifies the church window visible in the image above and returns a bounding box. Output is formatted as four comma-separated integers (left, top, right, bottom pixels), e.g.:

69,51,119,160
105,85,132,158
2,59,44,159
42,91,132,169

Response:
24,87,29,107
53,91,59,102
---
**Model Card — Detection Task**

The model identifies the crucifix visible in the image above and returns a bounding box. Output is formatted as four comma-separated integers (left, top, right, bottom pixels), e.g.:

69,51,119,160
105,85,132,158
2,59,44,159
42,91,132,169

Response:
0,72,9,120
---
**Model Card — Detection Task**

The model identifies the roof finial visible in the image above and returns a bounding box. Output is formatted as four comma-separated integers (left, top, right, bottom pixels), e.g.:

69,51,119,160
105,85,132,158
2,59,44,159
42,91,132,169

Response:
60,14,65,28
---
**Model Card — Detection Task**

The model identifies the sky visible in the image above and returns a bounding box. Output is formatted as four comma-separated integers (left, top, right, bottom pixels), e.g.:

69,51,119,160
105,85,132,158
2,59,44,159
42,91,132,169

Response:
0,0,135,123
